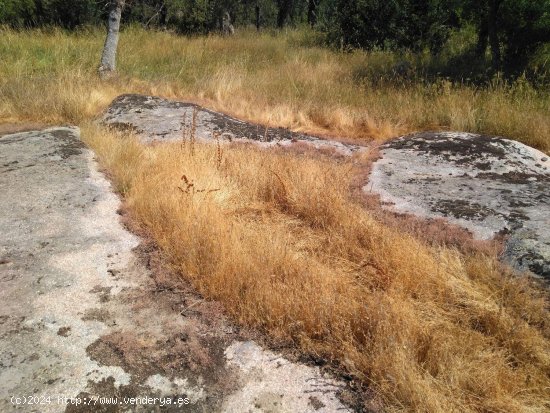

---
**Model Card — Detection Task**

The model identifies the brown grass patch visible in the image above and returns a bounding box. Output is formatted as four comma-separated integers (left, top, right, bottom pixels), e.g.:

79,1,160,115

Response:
83,124,550,412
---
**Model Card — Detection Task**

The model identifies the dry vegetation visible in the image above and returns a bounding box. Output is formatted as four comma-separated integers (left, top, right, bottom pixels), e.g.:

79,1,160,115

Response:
0,26,549,152
82,124,550,413
2,25,550,412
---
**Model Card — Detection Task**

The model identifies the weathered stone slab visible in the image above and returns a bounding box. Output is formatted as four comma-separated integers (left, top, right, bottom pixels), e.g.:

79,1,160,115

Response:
102,94,365,156
367,132,550,278
0,127,352,412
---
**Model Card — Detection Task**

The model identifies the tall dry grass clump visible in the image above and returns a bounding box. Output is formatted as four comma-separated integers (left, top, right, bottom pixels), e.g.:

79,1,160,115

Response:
84,124,550,412
1,27,549,152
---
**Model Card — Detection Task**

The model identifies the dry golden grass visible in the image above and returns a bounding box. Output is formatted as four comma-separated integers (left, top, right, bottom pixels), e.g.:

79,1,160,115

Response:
3,25,550,411
1,27,549,152
83,124,550,412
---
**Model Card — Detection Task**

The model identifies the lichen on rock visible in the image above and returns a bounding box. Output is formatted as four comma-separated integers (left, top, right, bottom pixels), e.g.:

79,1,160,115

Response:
368,132,550,278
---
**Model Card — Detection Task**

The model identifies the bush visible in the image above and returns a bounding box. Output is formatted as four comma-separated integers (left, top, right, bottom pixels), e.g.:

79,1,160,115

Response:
0,0,36,27
325,0,456,53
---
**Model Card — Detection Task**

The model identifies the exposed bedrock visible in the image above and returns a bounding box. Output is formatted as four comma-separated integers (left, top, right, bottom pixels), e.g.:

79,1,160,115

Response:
0,127,351,412
101,94,366,156
367,132,550,278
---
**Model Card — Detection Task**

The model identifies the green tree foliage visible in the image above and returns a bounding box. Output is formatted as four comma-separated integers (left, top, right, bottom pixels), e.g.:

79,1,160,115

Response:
123,0,280,34
462,0,550,73
497,0,549,71
326,0,457,53
162,0,244,34
0,0,37,26
44,0,102,29
0,0,103,28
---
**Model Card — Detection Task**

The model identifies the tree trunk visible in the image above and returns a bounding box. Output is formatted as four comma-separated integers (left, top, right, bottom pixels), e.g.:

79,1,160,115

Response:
307,0,317,27
99,0,125,79
476,3,488,57
488,0,501,70
222,11,235,36
476,23,488,57
277,0,293,28
255,4,261,31
159,1,167,27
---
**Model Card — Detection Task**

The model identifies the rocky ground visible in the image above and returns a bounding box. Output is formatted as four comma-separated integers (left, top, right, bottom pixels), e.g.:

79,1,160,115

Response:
368,132,550,278
102,94,366,156
1,95,548,412
0,127,351,413
102,95,550,280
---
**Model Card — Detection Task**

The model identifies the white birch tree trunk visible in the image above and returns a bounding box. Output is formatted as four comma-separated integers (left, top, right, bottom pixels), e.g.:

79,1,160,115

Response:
99,0,125,78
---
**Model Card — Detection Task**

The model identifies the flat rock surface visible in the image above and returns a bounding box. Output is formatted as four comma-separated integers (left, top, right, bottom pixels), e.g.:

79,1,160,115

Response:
368,132,550,278
102,94,365,156
0,127,351,412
